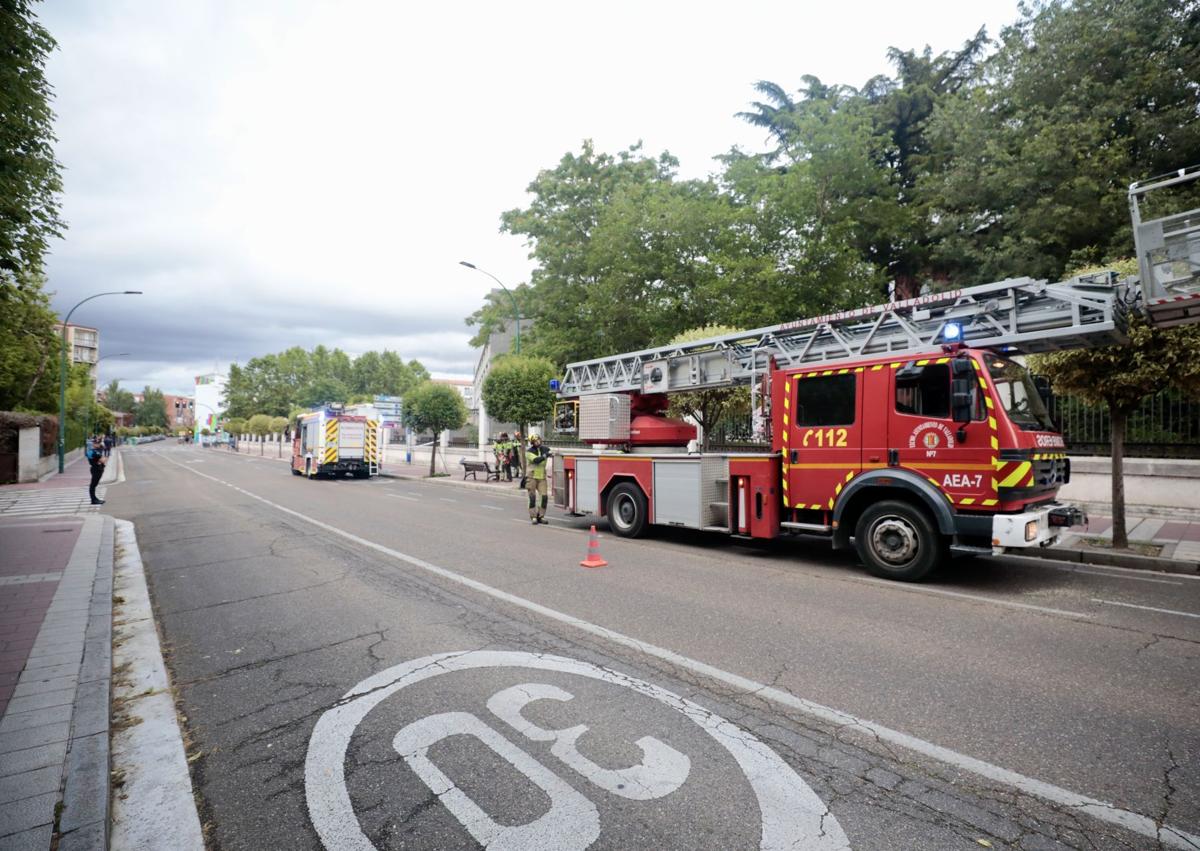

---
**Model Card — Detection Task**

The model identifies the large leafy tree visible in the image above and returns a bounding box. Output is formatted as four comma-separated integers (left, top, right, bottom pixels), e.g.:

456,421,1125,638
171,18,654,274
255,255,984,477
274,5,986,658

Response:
0,3,65,413
133,387,168,428
0,0,65,279
402,381,468,476
922,0,1200,283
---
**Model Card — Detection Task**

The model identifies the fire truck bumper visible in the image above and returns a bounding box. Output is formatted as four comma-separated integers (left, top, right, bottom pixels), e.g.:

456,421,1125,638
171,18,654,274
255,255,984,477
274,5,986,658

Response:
990,504,1086,555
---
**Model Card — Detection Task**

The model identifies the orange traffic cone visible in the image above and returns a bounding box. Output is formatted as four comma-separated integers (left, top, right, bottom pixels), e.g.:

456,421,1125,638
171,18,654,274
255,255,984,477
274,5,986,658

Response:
580,525,608,568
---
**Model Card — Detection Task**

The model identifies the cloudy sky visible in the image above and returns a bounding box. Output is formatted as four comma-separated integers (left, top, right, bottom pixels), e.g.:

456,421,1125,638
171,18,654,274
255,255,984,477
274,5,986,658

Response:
42,0,1023,396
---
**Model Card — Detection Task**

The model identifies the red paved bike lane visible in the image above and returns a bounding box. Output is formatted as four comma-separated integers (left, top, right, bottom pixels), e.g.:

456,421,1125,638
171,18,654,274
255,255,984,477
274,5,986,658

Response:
0,518,83,719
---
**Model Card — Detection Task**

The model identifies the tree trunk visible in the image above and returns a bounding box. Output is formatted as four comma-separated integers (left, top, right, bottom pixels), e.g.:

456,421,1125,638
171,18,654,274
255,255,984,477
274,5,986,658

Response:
1110,407,1128,549
429,437,437,476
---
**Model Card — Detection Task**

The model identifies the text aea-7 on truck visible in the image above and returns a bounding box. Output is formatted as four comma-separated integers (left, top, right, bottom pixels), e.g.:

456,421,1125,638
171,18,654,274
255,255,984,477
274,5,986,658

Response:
550,166,1200,581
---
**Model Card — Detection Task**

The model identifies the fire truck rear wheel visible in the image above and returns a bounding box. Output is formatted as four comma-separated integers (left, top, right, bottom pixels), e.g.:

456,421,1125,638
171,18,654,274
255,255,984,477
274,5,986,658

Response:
607,483,647,538
854,500,942,582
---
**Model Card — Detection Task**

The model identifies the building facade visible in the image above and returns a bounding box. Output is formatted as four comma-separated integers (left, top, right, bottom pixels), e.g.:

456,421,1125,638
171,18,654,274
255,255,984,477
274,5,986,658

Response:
54,323,100,381
193,372,227,435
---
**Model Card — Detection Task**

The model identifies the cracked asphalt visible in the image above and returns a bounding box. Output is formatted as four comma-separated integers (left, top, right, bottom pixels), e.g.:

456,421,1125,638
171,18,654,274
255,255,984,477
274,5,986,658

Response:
109,444,1200,850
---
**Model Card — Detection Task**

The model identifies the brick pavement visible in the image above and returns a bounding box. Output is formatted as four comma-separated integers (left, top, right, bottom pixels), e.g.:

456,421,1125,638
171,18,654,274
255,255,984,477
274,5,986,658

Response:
0,452,117,848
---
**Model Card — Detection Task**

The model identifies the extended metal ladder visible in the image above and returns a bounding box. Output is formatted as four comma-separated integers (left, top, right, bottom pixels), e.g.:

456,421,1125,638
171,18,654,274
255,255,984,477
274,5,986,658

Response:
559,274,1129,397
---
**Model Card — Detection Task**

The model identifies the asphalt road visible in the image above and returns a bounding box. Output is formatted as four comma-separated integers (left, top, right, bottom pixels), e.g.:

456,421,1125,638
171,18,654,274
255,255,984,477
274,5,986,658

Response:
109,443,1200,850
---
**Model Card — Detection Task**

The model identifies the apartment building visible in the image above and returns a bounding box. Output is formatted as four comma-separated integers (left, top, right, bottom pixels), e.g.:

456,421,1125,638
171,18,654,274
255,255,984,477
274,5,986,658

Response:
54,323,100,381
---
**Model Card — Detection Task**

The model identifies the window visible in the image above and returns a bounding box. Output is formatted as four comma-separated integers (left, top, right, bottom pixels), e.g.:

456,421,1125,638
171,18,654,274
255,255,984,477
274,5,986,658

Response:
794,374,856,426
987,358,1055,431
895,363,950,418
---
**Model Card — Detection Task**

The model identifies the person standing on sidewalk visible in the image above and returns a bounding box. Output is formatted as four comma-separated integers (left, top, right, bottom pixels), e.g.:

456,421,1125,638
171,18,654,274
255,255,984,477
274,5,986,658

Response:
86,436,107,505
525,433,551,524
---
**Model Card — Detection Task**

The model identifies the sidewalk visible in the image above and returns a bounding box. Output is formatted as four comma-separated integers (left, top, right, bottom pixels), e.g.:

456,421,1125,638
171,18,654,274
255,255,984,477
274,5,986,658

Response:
0,452,120,848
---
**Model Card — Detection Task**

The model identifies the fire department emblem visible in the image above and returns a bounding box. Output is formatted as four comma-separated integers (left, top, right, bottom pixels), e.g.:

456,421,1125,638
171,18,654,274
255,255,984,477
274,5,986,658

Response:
908,421,956,450
922,432,940,449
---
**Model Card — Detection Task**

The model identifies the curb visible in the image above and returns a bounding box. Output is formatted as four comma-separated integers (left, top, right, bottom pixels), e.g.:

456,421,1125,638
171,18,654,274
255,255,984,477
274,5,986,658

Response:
1011,543,1200,576
378,470,527,499
109,520,204,850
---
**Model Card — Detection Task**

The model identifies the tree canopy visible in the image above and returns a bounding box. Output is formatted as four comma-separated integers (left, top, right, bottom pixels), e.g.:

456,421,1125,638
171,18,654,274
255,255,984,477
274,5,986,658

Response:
402,381,468,475
224,346,429,418
481,355,558,430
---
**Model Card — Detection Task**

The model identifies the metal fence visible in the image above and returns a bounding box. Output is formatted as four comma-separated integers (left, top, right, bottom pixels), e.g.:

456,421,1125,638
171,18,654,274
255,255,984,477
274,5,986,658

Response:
1048,390,1200,458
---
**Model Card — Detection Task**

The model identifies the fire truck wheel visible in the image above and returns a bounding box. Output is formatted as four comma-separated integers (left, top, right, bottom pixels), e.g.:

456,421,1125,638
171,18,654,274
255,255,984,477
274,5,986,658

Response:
606,483,647,538
854,500,942,581
291,467,302,476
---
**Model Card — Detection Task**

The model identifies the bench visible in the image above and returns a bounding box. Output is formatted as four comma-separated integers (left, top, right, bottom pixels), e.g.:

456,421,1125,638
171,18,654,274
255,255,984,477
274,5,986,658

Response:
460,458,502,481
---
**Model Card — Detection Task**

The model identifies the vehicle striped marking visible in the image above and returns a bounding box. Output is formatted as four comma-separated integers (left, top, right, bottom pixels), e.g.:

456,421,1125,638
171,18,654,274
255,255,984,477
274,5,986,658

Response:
157,451,1200,850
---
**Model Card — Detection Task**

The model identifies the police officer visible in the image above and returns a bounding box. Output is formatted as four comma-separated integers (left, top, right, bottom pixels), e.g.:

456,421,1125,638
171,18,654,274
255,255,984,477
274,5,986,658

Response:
526,433,551,524
87,436,106,505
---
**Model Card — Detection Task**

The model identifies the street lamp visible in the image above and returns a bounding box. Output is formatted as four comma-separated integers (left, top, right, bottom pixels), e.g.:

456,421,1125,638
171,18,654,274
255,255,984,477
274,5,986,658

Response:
59,291,142,472
459,261,521,354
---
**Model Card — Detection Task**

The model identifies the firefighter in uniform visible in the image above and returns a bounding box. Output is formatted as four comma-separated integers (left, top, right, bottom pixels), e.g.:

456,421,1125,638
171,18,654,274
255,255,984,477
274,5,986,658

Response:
526,434,551,524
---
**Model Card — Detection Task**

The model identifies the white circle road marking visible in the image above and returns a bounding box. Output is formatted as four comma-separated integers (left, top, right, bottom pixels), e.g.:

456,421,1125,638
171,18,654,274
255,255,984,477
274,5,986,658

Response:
304,650,850,850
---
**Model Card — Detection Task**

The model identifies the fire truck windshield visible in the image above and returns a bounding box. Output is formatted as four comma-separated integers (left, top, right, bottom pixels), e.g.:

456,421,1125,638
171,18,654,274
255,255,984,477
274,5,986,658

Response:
986,358,1056,431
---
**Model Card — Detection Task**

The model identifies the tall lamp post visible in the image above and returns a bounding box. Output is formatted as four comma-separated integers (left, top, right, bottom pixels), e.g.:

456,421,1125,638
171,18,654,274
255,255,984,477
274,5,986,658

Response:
459,261,520,354
59,291,142,472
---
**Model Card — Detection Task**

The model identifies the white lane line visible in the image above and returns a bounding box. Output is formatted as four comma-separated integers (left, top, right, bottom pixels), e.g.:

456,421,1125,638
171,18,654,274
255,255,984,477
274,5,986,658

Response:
157,454,1200,850
439,497,457,503
1092,599,1200,620
481,505,504,511
1072,568,1182,586
859,580,1092,620
386,494,420,502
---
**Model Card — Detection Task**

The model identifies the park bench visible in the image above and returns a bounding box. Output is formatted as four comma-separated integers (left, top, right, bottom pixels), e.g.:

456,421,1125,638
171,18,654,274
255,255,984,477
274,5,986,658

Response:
460,458,502,481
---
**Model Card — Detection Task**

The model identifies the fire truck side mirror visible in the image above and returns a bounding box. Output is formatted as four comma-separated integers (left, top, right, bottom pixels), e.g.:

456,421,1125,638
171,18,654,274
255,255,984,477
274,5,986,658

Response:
951,377,974,423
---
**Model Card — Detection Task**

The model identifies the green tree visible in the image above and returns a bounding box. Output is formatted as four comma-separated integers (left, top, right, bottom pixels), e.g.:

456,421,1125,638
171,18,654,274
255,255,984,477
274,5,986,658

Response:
101,379,136,414
0,1,65,279
402,381,468,476
1029,264,1200,547
247,413,273,438
662,326,751,451
481,355,557,434
222,416,247,437
269,416,289,435
922,0,1200,282
133,387,168,428
0,271,59,410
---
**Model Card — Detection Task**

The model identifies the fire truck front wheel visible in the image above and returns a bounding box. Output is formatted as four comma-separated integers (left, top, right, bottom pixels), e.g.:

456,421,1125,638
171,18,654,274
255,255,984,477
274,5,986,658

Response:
854,500,943,582
606,483,647,538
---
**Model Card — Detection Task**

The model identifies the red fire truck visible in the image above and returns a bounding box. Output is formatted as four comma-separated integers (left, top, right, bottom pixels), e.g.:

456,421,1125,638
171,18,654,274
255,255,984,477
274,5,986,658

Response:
551,167,1200,580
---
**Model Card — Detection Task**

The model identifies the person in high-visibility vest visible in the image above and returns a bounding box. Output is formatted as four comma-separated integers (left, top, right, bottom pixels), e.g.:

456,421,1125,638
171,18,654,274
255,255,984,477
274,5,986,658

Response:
525,434,551,524
493,433,510,480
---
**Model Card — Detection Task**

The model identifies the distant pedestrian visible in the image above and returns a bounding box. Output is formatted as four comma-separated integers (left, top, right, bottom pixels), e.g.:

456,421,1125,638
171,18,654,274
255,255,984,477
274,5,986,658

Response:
511,429,524,484
103,433,114,457
86,436,106,505
525,433,551,524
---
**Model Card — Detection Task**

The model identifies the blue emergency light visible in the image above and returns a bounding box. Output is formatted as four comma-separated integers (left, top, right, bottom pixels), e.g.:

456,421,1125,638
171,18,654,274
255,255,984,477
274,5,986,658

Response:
943,322,962,341
549,379,560,391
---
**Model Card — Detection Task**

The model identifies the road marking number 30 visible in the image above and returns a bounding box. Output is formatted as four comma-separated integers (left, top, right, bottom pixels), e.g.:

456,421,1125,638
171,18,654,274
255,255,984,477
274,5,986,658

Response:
305,650,850,850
